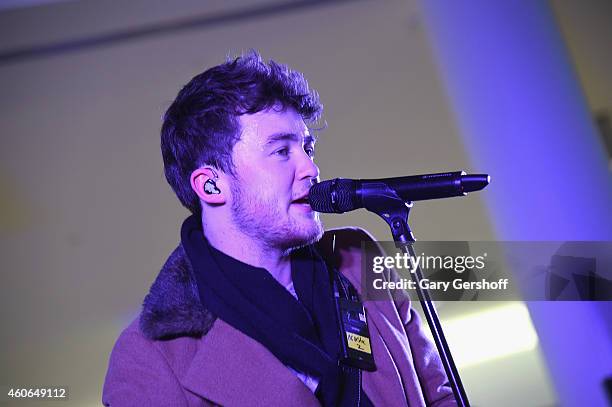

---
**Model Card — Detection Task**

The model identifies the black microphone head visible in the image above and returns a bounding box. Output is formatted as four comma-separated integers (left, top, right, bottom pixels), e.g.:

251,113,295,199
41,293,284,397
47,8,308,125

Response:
308,178,356,213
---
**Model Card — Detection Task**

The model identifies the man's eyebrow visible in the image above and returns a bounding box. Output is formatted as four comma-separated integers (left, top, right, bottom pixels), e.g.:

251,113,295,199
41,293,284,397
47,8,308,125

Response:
264,132,317,145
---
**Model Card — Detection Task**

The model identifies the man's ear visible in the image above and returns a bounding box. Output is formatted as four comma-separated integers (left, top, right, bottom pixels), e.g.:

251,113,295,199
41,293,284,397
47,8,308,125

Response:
190,167,227,205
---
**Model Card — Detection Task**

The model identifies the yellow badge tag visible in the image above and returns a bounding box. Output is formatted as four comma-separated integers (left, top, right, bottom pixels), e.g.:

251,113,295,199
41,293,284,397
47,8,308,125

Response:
346,332,372,354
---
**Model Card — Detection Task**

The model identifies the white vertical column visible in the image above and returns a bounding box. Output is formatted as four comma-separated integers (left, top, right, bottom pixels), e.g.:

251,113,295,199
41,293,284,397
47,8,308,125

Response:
418,1,612,406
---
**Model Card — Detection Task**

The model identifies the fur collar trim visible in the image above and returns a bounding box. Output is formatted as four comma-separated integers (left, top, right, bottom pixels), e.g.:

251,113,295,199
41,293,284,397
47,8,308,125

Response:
139,244,216,340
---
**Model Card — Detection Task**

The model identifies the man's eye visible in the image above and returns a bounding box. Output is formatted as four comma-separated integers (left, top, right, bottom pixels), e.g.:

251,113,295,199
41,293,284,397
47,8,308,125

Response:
275,147,290,156
304,146,315,157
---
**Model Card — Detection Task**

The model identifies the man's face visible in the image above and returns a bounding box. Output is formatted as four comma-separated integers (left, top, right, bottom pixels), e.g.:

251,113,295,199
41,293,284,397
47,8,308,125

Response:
228,107,323,251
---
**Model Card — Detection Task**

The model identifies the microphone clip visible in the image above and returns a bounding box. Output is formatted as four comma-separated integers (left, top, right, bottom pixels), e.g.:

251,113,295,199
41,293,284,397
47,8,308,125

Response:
359,181,415,243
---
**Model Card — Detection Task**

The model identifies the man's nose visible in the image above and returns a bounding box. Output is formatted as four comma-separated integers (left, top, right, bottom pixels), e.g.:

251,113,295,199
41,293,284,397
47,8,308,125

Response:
297,151,320,182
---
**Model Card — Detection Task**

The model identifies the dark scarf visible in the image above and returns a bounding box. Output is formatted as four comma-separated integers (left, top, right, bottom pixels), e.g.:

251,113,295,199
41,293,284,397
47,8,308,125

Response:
180,215,372,406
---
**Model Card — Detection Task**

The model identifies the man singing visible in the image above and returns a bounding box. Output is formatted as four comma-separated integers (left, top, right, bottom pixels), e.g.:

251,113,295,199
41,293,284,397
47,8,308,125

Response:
103,51,455,406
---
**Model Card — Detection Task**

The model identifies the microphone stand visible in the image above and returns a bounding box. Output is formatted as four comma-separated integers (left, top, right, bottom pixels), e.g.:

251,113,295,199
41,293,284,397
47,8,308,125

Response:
362,184,470,407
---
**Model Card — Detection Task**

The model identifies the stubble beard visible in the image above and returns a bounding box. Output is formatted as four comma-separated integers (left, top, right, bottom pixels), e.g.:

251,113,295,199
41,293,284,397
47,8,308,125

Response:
230,180,324,252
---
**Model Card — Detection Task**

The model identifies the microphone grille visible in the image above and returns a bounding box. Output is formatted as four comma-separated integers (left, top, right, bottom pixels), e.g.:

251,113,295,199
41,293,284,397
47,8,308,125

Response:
309,178,355,213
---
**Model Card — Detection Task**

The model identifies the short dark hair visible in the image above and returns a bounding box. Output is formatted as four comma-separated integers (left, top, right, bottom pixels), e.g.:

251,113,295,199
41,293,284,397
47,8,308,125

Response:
160,51,323,214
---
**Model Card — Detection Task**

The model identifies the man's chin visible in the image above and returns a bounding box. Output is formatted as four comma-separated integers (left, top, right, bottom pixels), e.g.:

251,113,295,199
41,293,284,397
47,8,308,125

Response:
281,221,324,251
306,224,325,245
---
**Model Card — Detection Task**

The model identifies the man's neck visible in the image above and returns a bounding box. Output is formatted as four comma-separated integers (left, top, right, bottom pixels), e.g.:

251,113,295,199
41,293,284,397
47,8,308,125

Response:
201,217,293,287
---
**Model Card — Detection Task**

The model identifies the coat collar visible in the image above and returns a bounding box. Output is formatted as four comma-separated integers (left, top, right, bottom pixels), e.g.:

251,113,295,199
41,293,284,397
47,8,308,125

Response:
139,244,215,340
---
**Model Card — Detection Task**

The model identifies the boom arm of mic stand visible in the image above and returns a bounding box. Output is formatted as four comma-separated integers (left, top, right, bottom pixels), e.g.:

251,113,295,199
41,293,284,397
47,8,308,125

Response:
362,189,470,407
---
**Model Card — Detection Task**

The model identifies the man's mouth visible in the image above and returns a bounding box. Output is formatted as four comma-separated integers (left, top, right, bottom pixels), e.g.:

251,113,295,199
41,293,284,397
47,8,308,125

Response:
292,197,310,205
291,194,317,215
291,193,312,208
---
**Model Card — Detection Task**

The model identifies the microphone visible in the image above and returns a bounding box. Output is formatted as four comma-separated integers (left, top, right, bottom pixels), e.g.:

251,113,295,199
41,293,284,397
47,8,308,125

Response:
309,171,490,213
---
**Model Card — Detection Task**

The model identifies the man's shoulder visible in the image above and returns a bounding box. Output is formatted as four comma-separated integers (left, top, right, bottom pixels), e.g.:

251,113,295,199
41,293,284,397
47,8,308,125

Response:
105,318,160,383
103,314,207,406
317,227,378,261
316,227,380,293
111,315,204,357
318,227,410,306
321,226,377,246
